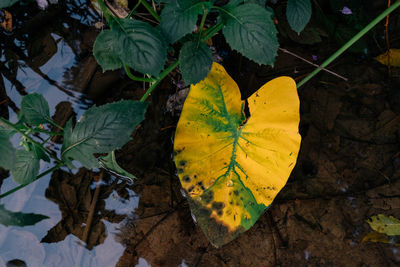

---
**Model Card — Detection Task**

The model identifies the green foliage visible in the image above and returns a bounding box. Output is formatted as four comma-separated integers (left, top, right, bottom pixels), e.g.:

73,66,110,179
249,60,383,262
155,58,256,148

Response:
11,150,40,184
0,129,16,170
286,0,312,34
222,3,278,66
61,100,148,169
18,93,52,125
0,0,18,8
160,0,211,44
100,151,137,181
179,40,213,85
93,18,167,76
0,204,49,226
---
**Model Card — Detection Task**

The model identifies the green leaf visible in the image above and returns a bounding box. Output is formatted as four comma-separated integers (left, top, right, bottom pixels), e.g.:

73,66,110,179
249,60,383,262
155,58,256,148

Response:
11,150,40,184
0,204,49,227
0,129,16,170
286,0,312,34
160,0,210,44
93,18,167,76
61,100,148,169
367,214,400,236
222,3,278,66
100,151,137,181
0,0,19,8
245,0,265,6
179,41,213,85
27,142,50,162
93,30,123,71
19,93,52,125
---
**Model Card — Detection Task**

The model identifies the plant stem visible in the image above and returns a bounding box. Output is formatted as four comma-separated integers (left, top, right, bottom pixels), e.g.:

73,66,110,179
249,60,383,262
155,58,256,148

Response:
140,60,180,102
128,1,141,17
197,5,209,46
202,22,223,41
139,0,161,23
0,118,62,163
0,163,64,199
124,65,156,82
297,0,400,88
32,127,64,136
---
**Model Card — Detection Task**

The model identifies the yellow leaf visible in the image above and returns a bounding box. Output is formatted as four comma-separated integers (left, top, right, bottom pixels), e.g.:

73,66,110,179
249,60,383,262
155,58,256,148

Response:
375,49,400,67
367,214,400,236
362,231,399,245
173,62,301,247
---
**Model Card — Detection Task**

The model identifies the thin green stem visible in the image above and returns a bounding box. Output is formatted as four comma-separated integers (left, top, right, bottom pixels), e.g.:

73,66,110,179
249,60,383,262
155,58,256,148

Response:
297,0,400,88
0,118,62,163
128,1,141,17
46,120,63,131
139,0,161,23
140,60,180,102
124,65,156,82
97,0,113,23
197,5,209,46
202,22,223,41
0,163,64,199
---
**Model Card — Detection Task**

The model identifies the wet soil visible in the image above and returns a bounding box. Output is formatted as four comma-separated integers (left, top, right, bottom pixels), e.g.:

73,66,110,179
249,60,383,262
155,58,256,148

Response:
1,0,400,266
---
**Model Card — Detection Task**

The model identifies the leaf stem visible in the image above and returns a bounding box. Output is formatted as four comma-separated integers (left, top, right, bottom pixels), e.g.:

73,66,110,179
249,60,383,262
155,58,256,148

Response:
140,60,180,102
124,65,156,82
32,127,64,136
297,0,400,88
0,118,62,164
202,22,223,41
197,5,209,46
138,0,161,23
0,163,64,199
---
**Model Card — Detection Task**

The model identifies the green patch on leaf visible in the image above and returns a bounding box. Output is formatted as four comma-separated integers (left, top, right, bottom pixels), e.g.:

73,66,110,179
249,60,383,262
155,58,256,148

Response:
222,3,278,66
0,0,18,8
61,100,148,169
179,40,213,85
93,18,167,76
286,0,312,34
11,150,40,184
0,204,48,227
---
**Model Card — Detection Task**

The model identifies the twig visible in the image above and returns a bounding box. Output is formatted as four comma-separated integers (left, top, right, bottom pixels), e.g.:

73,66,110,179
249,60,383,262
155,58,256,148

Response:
278,48,348,82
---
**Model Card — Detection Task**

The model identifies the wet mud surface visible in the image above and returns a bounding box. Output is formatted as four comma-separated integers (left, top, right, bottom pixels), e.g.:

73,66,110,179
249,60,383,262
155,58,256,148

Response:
1,0,400,266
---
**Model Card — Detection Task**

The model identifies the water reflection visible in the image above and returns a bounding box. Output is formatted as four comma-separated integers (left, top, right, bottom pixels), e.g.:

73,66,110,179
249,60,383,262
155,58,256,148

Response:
0,0,139,266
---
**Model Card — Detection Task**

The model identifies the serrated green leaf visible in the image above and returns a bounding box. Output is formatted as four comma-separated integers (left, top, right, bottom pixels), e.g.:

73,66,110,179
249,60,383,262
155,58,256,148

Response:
179,41,213,85
93,18,167,76
19,93,52,125
93,30,123,71
160,0,211,44
0,204,49,227
286,0,312,34
11,150,40,184
222,3,278,66
0,0,18,8
367,214,400,236
100,151,137,181
0,130,16,170
61,100,148,169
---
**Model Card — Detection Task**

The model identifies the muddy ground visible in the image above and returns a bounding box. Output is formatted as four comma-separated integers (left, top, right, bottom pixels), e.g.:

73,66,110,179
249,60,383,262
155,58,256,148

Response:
1,0,400,266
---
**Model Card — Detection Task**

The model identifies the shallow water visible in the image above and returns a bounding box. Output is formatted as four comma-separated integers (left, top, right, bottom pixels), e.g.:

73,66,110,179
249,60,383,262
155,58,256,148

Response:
1,0,400,266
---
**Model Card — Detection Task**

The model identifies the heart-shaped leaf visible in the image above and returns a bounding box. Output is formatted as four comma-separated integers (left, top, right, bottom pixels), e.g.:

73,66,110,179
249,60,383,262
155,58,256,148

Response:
173,63,301,247
367,214,400,236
